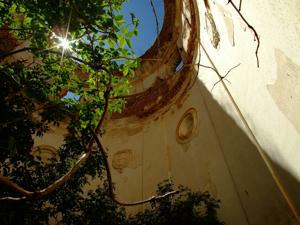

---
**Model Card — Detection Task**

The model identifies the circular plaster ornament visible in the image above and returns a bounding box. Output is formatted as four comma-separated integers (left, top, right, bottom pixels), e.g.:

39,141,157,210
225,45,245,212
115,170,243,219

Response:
176,108,198,143
32,145,58,163
112,149,136,173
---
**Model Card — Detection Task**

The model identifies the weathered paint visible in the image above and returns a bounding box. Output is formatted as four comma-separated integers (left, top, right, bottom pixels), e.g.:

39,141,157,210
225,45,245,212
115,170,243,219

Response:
267,49,300,134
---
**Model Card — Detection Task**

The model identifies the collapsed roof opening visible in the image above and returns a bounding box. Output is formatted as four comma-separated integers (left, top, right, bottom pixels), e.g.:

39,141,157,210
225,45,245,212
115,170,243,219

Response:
111,0,200,120
121,0,164,56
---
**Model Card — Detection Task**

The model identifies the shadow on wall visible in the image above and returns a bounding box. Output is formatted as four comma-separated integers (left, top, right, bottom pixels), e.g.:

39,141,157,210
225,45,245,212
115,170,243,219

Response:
187,72,300,224
106,57,300,224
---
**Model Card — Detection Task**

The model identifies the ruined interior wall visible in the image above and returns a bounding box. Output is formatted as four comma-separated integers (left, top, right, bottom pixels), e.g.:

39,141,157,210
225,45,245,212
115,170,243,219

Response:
195,0,300,220
101,0,299,224
24,0,300,224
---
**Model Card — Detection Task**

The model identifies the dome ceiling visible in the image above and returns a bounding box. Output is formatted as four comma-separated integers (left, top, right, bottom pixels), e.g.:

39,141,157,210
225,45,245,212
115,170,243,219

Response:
111,0,199,120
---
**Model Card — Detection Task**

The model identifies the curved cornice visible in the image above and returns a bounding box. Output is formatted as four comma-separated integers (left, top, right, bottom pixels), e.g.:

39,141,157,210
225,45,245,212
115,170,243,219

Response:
111,0,199,120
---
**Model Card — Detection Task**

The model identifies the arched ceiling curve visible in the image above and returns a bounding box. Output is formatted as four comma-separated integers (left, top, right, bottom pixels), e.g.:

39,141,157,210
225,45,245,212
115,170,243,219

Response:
110,0,199,120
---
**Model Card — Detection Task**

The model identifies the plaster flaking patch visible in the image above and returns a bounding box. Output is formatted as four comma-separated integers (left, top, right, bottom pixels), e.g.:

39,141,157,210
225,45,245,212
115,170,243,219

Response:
215,2,235,46
267,49,300,133
112,149,138,173
205,11,220,49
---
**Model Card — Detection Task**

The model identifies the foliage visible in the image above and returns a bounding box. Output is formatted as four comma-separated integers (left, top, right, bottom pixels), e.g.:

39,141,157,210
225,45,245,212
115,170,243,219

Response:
0,0,223,224
128,181,224,225
0,0,139,128
0,179,224,225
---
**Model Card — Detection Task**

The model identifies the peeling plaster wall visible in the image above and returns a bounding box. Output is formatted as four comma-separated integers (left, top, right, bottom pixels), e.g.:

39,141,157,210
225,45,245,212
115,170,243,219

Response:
102,0,300,224
196,0,300,220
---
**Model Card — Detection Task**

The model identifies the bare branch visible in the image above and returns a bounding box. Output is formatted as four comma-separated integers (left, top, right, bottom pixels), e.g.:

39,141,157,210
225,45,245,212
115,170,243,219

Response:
149,0,160,36
227,0,260,67
109,91,144,100
149,0,161,55
181,61,239,91
0,175,33,197
0,196,27,201
0,47,94,67
38,152,91,196
187,52,202,91
211,63,240,91
0,151,92,201
199,64,217,72
90,129,179,206
204,0,210,10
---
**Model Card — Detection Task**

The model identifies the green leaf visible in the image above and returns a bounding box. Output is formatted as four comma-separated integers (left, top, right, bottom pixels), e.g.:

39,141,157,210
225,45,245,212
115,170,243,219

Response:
118,34,126,48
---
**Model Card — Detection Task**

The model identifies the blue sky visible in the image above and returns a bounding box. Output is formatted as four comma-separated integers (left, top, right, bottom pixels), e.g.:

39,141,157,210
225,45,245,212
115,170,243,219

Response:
121,0,164,56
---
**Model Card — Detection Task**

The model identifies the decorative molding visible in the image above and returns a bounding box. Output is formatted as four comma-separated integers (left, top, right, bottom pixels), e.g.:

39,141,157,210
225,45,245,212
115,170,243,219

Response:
112,149,137,173
176,108,199,143
32,145,58,163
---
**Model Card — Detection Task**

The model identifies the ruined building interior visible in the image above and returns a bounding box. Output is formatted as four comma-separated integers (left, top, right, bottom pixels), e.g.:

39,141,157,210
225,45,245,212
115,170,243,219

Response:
3,0,300,224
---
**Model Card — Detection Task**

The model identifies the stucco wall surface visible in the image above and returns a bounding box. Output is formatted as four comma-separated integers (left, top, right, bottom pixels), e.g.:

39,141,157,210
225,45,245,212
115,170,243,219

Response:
101,0,300,224
195,0,300,219
27,0,300,224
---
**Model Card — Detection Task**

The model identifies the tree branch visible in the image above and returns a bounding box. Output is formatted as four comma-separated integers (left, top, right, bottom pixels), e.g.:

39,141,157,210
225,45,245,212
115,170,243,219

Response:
210,63,240,91
149,0,160,36
0,151,92,201
0,47,95,68
0,58,113,202
94,71,112,135
0,175,33,198
204,0,210,10
227,0,260,67
90,129,179,206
